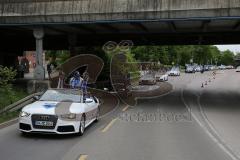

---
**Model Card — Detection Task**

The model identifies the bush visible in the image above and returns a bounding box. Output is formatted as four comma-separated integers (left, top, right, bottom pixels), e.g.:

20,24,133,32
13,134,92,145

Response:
0,66,17,104
0,65,16,86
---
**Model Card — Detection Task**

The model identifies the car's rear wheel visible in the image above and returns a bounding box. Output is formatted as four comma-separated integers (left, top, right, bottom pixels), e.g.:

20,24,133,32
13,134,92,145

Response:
78,114,85,136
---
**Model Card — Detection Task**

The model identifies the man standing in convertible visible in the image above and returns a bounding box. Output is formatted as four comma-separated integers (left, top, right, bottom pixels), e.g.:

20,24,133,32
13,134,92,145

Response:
70,71,83,89
82,70,89,101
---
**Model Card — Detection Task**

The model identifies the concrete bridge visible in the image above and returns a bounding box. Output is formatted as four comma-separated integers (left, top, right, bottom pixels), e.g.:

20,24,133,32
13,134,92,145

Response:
1,0,240,24
0,0,240,78
1,0,240,48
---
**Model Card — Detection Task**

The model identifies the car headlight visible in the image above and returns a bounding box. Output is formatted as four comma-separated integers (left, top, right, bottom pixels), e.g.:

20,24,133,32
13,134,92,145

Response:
20,111,30,117
60,113,76,119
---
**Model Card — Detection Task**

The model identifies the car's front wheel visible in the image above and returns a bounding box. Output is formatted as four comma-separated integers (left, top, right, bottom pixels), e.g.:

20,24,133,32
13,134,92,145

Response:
78,115,85,136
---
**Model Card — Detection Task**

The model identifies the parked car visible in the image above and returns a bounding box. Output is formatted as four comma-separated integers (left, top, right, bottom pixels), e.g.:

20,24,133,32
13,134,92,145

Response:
226,65,234,69
139,74,156,85
204,65,210,71
219,65,226,70
155,73,168,81
194,66,202,72
209,65,215,70
169,67,180,76
185,66,195,73
19,89,100,135
236,66,240,72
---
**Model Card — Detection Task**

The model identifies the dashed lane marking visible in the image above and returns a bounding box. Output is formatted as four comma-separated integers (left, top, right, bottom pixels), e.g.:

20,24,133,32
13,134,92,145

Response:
78,154,88,160
101,118,118,133
122,105,129,112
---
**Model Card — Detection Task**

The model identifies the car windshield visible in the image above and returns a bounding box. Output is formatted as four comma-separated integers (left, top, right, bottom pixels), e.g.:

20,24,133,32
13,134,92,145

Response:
141,74,154,80
171,67,179,71
39,89,82,102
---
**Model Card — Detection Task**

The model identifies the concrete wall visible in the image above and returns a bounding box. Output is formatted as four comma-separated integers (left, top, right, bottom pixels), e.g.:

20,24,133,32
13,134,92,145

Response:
0,0,240,24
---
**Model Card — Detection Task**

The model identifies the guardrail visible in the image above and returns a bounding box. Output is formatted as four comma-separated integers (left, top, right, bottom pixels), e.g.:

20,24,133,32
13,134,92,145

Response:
0,92,43,114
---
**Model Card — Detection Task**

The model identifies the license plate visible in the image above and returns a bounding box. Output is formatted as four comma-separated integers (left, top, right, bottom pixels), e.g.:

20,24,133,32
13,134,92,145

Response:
35,121,53,126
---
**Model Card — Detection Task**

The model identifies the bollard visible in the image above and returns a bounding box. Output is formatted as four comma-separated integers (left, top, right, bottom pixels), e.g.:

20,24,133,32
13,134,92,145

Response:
201,83,204,88
205,81,208,85
209,78,211,82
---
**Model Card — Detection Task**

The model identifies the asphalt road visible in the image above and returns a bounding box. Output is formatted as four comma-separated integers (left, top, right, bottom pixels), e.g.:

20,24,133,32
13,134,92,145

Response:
199,70,240,157
0,70,238,160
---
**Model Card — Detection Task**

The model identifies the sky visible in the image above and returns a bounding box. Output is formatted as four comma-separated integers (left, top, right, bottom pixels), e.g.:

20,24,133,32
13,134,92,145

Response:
215,45,240,54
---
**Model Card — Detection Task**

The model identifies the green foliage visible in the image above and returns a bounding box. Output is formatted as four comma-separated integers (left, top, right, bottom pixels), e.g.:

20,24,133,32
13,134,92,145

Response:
45,50,57,60
56,50,71,65
125,51,139,74
0,65,16,86
235,52,240,59
45,50,70,65
132,45,235,66
0,111,19,124
220,50,234,65
0,87,27,110
0,66,17,104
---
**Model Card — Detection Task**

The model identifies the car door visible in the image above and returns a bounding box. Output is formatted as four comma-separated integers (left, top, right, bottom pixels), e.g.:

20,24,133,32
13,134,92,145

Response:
84,97,98,125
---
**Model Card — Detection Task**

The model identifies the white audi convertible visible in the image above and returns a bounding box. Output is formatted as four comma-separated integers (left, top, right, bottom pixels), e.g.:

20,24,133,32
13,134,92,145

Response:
19,89,100,135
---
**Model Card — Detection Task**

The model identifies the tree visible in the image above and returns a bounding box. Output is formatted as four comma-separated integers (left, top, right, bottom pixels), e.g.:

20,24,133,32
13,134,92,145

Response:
235,52,240,59
209,46,221,65
220,50,234,65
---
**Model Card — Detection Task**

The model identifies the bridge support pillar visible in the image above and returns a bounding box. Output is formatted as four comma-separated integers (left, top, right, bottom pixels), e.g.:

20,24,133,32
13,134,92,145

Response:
33,28,45,80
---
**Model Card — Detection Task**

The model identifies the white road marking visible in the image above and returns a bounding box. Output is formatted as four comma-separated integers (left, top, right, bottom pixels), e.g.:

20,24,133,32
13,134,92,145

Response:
181,88,239,160
79,154,88,160
122,105,129,112
101,118,118,133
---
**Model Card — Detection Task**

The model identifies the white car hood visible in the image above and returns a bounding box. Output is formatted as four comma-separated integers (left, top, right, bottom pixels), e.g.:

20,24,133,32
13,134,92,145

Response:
160,75,166,79
22,101,85,115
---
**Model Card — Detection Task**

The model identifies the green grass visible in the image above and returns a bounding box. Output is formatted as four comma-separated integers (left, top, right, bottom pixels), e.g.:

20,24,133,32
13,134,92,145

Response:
0,111,19,124
0,86,28,124
0,86,28,111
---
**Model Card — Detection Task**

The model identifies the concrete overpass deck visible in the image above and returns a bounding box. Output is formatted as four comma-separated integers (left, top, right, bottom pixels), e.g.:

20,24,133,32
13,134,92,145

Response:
0,0,240,51
0,0,240,71
1,18,240,52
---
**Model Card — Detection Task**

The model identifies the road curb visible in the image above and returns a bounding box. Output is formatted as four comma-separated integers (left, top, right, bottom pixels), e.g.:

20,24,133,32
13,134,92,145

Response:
0,118,18,129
